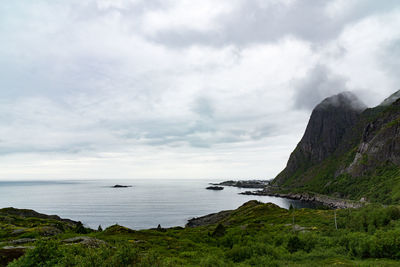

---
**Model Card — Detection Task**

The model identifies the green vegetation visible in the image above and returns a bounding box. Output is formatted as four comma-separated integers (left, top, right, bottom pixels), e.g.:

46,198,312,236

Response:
279,160,400,204
2,202,400,266
275,97,400,205
322,164,400,204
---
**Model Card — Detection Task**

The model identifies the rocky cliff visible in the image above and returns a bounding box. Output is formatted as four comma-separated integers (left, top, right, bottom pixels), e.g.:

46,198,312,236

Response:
273,90,400,204
347,99,400,177
274,92,366,186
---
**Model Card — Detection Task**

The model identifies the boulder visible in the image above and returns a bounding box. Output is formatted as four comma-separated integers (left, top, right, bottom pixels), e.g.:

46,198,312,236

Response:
10,238,36,245
63,236,107,248
0,246,31,266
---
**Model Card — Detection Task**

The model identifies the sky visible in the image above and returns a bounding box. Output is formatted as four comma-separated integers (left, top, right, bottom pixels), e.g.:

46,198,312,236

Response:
0,0,399,180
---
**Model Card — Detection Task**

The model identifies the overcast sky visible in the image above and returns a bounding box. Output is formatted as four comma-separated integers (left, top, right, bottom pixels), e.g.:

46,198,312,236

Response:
0,0,399,180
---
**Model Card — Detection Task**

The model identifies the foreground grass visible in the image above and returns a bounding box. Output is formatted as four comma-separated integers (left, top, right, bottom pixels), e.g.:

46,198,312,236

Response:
2,201,400,266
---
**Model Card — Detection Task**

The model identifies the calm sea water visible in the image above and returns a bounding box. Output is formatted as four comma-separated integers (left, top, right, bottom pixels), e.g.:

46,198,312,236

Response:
0,179,314,230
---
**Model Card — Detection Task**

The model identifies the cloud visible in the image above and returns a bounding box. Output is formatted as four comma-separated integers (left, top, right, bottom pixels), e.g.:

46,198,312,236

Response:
293,64,349,110
379,38,400,87
0,0,400,179
321,8,400,106
146,0,400,47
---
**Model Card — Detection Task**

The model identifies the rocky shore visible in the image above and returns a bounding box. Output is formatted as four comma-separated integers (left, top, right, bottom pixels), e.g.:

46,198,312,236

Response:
240,189,364,209
210,179,364,209
186,209,233,227
211,180,270,189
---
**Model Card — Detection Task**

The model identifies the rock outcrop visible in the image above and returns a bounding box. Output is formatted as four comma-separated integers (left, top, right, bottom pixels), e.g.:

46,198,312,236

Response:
274,92,366,186
112,185,132,188
213,180,269,188
186,210,233,227
347,98,400,176
206,186,224,190
379,89,400,106
271,90,400,204
63,236,107,248
0,246,31,266
240,190,363,209
0,207,79,226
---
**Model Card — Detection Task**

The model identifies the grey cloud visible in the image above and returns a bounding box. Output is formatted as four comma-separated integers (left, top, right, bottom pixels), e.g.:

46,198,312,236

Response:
148,0,400,47
191,97,215,118
293,64,349,110
316,91,367,111
0,90,281,155
115,119,247,148
1,0,399,179
0,143,94,156
109,97,278,149
380,38,400,86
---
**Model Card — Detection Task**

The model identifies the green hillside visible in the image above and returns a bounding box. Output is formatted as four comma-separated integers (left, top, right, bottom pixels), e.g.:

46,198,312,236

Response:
273,91,400,204
3,202,400,266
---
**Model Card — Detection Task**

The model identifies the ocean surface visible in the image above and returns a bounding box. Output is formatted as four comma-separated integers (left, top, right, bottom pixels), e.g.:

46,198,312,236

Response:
0,179,315,230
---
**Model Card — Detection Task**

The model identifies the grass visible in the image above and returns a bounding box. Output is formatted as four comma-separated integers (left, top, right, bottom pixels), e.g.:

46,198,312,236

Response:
2,201,400,266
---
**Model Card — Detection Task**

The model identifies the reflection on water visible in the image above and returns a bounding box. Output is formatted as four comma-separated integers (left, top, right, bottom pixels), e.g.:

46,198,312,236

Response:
0,179,318,230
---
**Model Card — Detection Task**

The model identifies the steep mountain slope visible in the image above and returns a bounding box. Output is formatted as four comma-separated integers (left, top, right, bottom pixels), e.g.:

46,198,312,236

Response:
380,90,400,106
273,90,400,204
274,92,366,186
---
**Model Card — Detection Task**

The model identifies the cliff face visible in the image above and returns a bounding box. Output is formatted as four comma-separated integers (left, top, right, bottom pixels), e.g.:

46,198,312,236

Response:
347,99,400,176
274,92,366,185
273,90,400,204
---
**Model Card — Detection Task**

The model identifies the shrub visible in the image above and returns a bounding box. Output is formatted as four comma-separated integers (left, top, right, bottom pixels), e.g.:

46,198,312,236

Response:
226,245,253,262
75,221,89,234
287,236,303,253
8,240,62,267
112,244,139,266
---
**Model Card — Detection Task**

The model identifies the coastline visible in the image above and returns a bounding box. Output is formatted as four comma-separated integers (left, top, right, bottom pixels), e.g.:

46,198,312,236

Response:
1,192,395,266
240,189,364,209
212,179,365,209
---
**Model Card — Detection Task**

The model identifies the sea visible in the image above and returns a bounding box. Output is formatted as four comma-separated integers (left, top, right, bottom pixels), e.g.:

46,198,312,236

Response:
0,179,315,230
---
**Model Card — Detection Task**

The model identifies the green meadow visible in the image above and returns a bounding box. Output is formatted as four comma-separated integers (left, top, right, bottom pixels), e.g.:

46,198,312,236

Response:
2,201,400,266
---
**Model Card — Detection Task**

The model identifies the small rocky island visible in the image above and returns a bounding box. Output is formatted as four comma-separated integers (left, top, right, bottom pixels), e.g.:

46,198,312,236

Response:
211,180,270,189
206,186,224,191
112,185,132,188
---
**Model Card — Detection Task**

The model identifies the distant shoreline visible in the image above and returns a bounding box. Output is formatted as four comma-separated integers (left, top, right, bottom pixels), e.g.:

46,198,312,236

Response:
213,179,364,209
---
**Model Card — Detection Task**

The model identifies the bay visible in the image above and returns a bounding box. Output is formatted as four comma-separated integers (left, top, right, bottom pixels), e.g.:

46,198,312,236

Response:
0,179,313,230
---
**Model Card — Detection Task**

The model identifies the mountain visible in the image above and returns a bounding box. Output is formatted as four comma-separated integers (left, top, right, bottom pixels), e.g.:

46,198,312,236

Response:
274,92,366,186
273,90,400,204
380,89,400,106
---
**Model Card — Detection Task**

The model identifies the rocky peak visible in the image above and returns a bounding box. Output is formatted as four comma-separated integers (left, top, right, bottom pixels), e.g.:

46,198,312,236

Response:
315,91,367,112
379,90,400,106
274,92,365,185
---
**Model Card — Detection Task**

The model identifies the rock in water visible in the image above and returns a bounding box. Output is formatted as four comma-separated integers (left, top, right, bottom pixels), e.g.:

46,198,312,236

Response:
112,185,132,188
206,186,224,190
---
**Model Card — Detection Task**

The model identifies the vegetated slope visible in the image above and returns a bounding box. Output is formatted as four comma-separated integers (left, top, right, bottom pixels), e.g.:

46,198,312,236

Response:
273,90,400,204
4,203,400,266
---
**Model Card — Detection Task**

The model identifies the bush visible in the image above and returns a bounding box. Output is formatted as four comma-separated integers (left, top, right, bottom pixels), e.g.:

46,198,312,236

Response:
75,221,89,234
226,245,253,262
287,236,303,253
8,240,62,267
112,244,139,266
199,253,229,267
